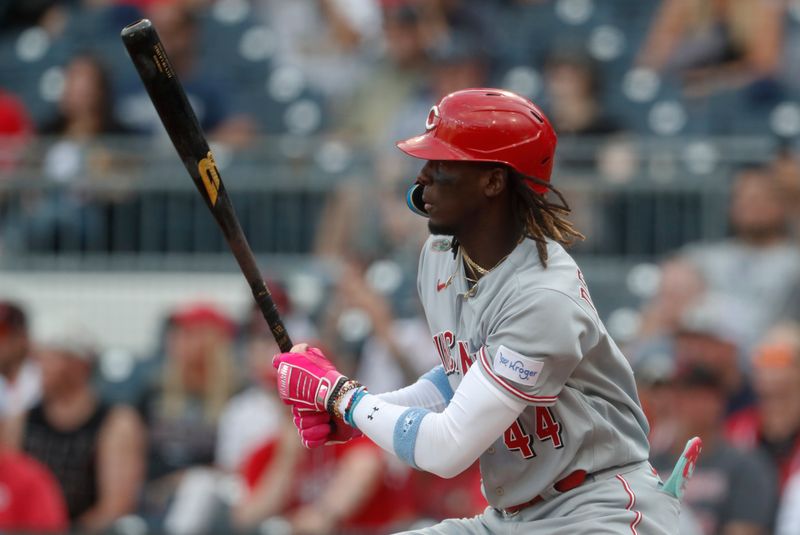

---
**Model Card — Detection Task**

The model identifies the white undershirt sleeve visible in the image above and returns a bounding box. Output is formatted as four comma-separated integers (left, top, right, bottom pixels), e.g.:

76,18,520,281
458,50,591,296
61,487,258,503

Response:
344,363,526,478
376,365,452,412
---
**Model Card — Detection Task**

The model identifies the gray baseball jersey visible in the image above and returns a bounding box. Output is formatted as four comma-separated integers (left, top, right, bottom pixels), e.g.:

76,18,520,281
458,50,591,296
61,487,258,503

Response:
417,234,650,509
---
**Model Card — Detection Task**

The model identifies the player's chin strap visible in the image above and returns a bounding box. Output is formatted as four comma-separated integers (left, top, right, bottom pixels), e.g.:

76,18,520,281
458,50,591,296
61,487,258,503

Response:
662,436,702,500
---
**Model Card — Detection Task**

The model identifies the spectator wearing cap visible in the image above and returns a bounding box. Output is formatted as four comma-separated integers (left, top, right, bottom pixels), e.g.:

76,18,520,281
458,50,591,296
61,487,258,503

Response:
0,301,41,429
726,323,800,493
138,301,240,523
650,363,778,535
18,321,145,532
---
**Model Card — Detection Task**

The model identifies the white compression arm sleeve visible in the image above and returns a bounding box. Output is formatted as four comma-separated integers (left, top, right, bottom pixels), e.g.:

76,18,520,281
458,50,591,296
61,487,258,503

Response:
376,365,453,412
346,364,526,478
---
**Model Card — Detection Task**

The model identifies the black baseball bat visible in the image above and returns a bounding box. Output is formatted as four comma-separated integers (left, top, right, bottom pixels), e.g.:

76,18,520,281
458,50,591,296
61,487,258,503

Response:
121,18,293,353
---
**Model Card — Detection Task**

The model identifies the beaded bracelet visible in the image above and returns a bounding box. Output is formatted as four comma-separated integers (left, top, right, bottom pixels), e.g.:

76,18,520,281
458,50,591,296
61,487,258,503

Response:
330,380,361,420
344,386,369,428
325,377,349,417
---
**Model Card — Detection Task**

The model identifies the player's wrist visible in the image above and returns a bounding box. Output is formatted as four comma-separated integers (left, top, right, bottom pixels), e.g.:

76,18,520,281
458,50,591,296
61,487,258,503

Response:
342,386,369,428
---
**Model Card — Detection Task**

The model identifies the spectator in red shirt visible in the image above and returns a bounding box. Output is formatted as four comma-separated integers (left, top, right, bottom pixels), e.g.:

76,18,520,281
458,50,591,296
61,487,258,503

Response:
0,448,69,533
237,430,417,534
0,89,32,173
0,381,68,533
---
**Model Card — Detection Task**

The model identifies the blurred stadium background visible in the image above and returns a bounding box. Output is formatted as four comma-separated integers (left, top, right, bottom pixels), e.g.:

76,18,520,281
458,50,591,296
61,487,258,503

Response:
1,0,800,534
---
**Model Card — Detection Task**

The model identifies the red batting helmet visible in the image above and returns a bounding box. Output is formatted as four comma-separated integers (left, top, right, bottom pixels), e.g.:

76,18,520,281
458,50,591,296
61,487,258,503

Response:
396,88,557,194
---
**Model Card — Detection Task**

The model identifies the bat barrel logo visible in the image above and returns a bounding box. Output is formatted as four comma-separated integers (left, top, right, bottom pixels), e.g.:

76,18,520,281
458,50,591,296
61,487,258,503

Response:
198,151,221,205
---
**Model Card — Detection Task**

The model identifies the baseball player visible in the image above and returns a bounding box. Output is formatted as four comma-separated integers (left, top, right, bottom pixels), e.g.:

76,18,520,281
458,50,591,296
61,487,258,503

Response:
273,88,700,533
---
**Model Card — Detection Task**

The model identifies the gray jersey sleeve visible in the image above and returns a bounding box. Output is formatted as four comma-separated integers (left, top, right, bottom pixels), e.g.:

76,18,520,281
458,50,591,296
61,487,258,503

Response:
476,287,600,406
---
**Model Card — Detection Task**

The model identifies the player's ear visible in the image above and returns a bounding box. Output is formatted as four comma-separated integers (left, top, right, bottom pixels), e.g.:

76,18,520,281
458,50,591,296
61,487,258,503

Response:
484,166,508,198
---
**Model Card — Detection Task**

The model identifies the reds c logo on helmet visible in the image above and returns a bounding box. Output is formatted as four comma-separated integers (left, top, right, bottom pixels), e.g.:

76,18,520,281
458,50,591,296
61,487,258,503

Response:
425,105,441,131
396,88,557,195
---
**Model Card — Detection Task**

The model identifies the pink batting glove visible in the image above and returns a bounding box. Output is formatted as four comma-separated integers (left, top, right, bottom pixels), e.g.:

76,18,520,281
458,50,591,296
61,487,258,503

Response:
273,346,347,413
291,406,362,448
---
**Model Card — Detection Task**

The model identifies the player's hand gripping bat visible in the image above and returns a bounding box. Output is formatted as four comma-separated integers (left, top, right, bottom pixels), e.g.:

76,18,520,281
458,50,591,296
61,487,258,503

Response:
121,19,292,352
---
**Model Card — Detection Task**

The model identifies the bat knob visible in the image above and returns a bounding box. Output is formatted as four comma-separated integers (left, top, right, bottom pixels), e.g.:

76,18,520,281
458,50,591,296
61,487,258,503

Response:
121,18,152,39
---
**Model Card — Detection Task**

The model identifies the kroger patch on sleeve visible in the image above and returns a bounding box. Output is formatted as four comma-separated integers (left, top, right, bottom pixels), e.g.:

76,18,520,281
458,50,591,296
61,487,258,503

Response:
493,345,544,387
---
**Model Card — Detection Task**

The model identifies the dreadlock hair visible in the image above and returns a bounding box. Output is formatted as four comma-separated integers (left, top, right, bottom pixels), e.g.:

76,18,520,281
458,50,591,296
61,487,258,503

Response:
509,168,585,267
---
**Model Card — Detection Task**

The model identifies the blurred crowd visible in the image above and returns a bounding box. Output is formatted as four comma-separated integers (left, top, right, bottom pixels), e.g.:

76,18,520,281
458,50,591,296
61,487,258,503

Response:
3,1,800,535
0,287,486,535
2,158,800,535
1,0,800,257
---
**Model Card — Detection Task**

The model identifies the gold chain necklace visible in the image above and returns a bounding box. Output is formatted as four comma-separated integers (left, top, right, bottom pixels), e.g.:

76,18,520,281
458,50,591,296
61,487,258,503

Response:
461,246,515,279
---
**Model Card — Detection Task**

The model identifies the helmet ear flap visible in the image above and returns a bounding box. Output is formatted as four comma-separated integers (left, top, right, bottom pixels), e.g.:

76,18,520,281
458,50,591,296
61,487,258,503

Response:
406,183,428,217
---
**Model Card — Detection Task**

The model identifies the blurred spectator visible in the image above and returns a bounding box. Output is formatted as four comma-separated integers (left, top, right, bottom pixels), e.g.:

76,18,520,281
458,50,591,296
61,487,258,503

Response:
1,378,67,534
650,363,778,535
232,423,300,531
238,432,416,534
540,50,635,249
0,418,68,534
216,284,316,473
0,89,33,174
317,257,429,379
228,282,420,533
334,260,438,392
637,0,785,97
543,51,622,140
0,0,66,35
0,0,54,28
385,27,489,148
682,165,800,349
313,146,428,282
336,1,430,149
0,301,40,424
221,288,311,529
139,302,240,517
39,54,130,138
635,255,707,342
0,453,67,533
416,0,490,52
253,0,382,103
726,323,800,492
118,2,256,148
426,29,488,102
407,461,485,528
20,322,145,532
673,294,756,414
8,54,136,253
356,312,439,395
632,347,678,458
